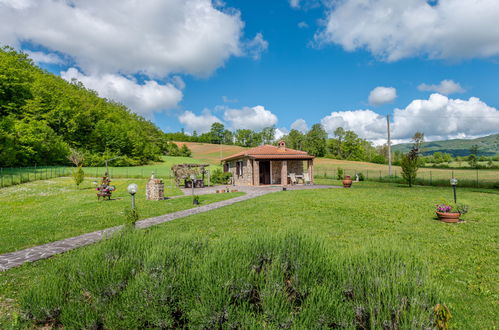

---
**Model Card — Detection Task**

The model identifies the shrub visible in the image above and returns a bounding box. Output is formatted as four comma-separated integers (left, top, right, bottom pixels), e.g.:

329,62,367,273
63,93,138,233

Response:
211,168,232,184
336,167,344,180
72,166,84,188
20,233,442,329
357,172,365,181
124,207,139,226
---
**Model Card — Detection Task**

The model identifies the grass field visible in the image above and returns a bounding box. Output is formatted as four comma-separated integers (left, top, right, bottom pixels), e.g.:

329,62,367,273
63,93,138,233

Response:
1,181,498,328
0,177,242,254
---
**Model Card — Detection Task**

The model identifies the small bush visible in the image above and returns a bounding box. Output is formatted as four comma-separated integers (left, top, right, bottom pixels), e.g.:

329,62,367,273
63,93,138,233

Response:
211,168,232,184
21,233,442,329
336,167,344,180
124,207,139,226
72,166,84,188
357,172,365,181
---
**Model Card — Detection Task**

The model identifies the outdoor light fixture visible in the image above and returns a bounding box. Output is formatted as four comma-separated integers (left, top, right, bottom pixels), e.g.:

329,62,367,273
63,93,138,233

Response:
190,174,196,198
450,178,458,203
127,183,138,209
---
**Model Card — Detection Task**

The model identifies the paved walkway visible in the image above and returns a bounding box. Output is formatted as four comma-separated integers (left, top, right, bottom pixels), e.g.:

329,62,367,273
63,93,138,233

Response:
0,184,337,271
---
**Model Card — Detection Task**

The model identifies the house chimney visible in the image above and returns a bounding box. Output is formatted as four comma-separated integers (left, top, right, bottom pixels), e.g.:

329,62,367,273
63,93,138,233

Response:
278,140,286,149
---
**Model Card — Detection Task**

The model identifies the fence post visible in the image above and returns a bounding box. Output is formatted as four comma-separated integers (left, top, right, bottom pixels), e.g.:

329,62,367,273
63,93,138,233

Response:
28,168,30,182
366,170,369,180
379,170,381,179
1,168,3,188
476,168,479,187
430,171,432,185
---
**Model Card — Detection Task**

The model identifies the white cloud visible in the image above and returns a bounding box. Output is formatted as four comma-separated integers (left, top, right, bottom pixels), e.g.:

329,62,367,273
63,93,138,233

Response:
223,105,278,131
222,96,238,103
316,0,499,61
298,21,309,29
291,119,309,133
178,110,222,134
244,33,269,60
61,68,183,117
368,86,397,106
321,93,499,143
418,79,465,95
289,0,301,8
0,0,246,77
275,127,289,140
25,50,64,65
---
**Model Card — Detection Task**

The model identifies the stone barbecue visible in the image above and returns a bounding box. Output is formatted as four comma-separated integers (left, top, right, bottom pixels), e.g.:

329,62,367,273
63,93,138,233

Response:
146,177,165,200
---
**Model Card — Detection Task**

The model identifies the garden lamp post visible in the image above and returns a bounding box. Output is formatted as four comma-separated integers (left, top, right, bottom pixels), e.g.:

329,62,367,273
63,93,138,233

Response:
450,178,458,203
127,183,138,210
190,174,196,197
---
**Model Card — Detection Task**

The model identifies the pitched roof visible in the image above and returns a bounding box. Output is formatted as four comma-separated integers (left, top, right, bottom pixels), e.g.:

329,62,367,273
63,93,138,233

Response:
221,144,314,162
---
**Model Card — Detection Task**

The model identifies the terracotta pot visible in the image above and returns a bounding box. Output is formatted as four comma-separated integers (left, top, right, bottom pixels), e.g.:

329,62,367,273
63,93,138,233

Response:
342,176,352,188
436,211,461,223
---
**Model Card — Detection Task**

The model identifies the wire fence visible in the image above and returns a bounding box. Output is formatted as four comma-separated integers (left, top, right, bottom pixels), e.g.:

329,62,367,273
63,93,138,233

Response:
314,167,499,189
1,165,498,189
0,166,71,189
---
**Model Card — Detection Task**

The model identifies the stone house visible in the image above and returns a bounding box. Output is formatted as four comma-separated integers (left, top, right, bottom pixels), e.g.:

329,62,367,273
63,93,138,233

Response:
221,141,314,186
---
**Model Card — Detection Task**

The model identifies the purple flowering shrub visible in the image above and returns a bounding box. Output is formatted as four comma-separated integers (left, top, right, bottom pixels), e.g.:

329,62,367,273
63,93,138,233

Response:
435,204,452,213
435,203,469,214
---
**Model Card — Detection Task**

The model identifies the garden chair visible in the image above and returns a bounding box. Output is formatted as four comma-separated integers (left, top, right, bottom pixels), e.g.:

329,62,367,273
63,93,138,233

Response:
289,173,297,185
303,173,311,185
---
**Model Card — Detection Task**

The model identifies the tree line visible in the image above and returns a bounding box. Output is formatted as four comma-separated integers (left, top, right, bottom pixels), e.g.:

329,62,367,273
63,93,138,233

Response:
168,122,388,163
0,47,180,167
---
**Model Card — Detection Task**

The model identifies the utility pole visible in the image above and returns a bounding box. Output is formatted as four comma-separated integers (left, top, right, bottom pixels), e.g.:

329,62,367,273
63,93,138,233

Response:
387,114,392,176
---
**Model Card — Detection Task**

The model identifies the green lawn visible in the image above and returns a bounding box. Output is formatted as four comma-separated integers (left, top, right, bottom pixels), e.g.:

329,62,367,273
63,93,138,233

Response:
1,182,498,328
0,177,241,254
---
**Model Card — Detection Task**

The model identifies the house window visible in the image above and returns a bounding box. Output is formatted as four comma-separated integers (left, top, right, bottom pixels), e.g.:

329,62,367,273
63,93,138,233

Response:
236,160,243,176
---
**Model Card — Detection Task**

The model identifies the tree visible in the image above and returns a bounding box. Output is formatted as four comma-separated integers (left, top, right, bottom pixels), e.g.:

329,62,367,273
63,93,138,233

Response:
68,148,85,188
304,124,327,157
285,129,304,150
260,126,276,144
209,122,225,144
468,154,478,168
401,132,424,187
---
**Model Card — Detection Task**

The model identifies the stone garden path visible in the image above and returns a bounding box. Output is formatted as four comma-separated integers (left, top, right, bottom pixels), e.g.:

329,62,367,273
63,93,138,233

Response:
0,184,337,271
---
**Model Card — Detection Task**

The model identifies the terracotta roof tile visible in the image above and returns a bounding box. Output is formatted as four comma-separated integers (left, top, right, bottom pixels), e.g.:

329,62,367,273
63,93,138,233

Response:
221,144,314,161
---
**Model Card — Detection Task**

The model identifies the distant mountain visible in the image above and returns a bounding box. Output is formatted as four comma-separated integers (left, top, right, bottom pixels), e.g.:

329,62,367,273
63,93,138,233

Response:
392,134,499,156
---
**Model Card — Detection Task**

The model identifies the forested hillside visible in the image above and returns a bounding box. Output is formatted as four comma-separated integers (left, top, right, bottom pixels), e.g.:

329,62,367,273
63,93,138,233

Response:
0,47,170,167
392,134,499,156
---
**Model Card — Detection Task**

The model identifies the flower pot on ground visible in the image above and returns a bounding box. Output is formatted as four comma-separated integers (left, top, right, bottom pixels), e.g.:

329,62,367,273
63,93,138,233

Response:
435,203,469,223
342,176,352,188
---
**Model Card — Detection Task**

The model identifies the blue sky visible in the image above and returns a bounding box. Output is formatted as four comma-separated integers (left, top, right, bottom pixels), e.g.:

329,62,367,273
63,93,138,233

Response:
2,0,499,144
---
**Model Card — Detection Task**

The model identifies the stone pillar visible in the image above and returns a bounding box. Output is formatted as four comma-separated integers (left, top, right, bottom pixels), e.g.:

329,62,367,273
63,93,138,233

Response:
308,159,314,185
281,160,288,186
253,160,259,186
146,178,165,200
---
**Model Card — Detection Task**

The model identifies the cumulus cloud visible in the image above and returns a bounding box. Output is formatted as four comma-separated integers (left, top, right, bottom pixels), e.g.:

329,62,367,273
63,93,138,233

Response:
321,94,499,144
0,0,246,77
275,127,289,140
316,0,499,61
368,87,397,106
61,68,183,117
178,110,222,134
25,50,64,65
418,80,465,95
223,105,278,131
291,119,309,133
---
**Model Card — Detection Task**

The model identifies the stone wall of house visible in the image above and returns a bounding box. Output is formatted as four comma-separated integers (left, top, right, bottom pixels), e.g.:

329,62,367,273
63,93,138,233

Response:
271,161,282,184
288,160,304,175
227,158,253,185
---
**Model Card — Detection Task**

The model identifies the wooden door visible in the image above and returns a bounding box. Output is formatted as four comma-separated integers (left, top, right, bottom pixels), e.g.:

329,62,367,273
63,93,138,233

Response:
259,161,270,185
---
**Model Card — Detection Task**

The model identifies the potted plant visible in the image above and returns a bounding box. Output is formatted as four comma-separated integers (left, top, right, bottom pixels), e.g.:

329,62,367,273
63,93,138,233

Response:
435,203,468,223
342,175,352,188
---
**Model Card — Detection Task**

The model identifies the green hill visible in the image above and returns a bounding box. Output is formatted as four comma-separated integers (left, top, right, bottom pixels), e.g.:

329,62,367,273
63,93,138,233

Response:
392,134,499,156
0,47,169,167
